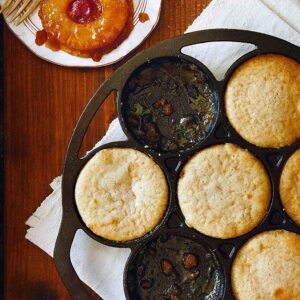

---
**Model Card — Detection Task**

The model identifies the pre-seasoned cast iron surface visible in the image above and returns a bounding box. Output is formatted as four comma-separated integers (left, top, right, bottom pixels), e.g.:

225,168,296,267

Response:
54,30,300,300
127,234,224,300
122,57,217,152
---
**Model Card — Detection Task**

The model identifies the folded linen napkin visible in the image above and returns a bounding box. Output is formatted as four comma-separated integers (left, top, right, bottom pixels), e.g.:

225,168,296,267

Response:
26,0,300,299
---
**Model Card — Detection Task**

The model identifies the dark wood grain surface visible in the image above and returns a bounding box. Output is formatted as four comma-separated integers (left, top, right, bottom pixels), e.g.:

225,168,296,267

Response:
3,1,210,299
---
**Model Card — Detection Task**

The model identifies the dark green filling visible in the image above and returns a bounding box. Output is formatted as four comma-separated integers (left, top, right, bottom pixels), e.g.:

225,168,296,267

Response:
124,59,216,152
127,234,224,300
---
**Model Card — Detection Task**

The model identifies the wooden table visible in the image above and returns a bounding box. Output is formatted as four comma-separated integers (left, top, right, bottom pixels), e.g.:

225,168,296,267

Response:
3,1,210,299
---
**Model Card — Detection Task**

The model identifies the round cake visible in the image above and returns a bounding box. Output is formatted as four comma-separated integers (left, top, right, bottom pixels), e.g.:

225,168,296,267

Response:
178,143,271,239
232,230,300,300
280,149,300,225
225,54,300,148
75,148,169,241
39,0,132,58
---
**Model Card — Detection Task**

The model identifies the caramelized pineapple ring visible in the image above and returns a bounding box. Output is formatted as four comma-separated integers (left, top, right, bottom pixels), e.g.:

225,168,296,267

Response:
40,0,129,51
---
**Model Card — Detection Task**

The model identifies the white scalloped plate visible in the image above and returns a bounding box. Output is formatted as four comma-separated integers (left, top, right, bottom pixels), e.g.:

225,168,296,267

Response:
3,0,162,67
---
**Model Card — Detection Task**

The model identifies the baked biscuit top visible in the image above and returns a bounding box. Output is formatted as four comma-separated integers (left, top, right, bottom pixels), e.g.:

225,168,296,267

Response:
280,149,300,225
232,230,300,300
225,54,300,148
75,148,168,241
178,143,271,239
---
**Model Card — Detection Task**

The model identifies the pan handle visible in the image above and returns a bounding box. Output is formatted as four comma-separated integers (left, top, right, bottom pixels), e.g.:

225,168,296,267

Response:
53,220,97,300
65,78,119,164
174,29,300,54
54,76,120,299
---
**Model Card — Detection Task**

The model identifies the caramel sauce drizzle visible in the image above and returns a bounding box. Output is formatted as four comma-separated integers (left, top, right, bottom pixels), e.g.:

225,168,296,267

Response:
35,0,134,61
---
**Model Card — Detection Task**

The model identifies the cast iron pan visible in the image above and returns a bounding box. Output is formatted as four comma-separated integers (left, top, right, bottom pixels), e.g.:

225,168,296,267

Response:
53,29,300,300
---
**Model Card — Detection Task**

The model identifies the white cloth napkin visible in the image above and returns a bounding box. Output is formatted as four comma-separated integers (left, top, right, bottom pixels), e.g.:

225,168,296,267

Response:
26,1,300,299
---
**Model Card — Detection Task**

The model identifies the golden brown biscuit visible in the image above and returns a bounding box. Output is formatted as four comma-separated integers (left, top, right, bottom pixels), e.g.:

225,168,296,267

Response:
178,143,271,239
75,148,168,241
280,149,300,225
232,230,300,300
225,54,300,148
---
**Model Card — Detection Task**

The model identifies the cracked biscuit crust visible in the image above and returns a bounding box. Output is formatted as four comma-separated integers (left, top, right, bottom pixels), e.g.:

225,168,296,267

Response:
232,230,300,300
178,143,271,239
75,148,168,241
280,149,300,225
225,54,300,148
